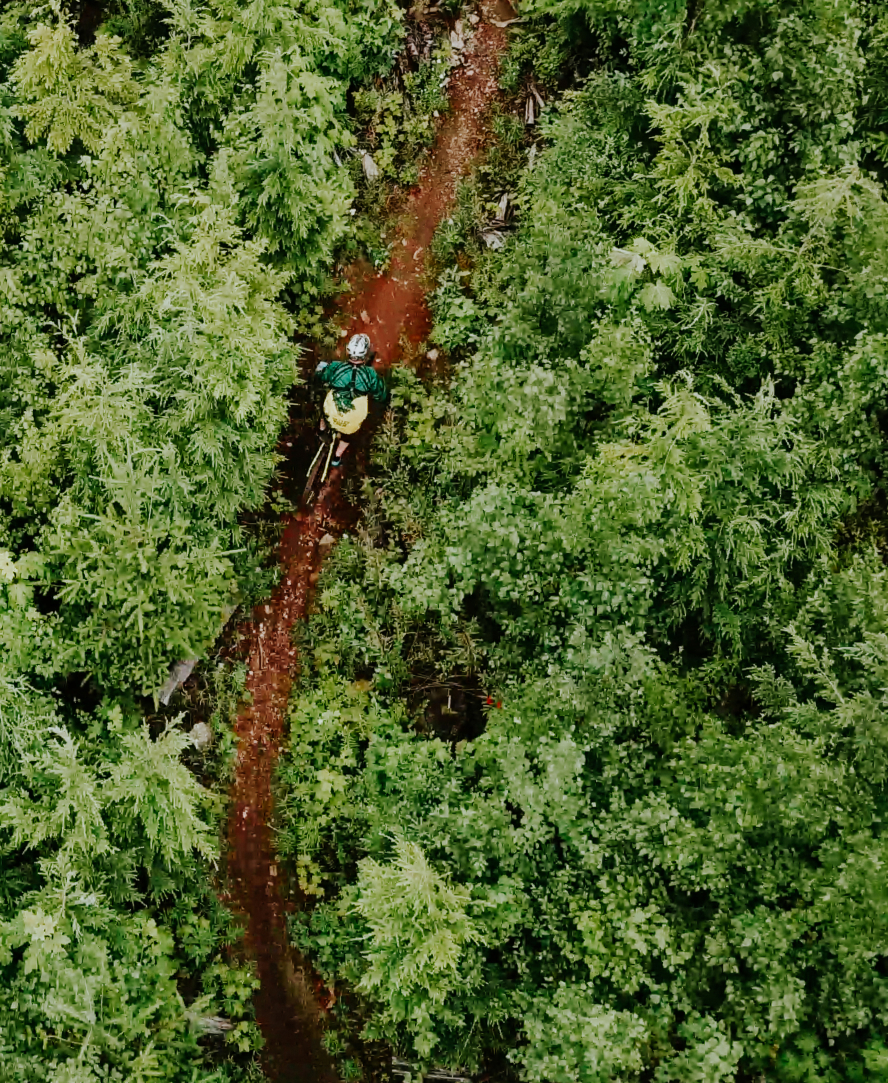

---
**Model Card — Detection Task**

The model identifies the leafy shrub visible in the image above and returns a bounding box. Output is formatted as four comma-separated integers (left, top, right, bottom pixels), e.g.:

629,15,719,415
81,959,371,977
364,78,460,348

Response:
278,1,888,1078
430,266,481,351
353,49,450,189
0,0,401,1075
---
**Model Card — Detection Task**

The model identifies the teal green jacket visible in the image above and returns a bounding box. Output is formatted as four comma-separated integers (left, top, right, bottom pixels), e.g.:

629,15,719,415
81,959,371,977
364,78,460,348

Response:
317,360,388,411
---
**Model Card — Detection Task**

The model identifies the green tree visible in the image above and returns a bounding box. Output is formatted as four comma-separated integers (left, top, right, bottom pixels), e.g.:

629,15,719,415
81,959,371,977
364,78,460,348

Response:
0,0,403,1075
279,1,888,1078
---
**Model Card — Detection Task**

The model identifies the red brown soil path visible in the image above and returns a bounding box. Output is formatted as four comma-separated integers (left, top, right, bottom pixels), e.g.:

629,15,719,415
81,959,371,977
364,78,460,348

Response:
340,7,509,362
223,9,510,1082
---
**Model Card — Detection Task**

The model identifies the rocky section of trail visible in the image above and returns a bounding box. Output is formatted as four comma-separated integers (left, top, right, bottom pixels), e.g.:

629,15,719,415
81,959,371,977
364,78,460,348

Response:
223,6,510,1082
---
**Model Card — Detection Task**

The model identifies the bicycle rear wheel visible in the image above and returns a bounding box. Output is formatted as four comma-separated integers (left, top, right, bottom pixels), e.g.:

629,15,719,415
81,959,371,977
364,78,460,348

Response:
301,436,328,506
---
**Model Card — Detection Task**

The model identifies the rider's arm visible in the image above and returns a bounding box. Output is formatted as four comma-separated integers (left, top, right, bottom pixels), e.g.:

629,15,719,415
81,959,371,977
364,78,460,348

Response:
368,367,388,404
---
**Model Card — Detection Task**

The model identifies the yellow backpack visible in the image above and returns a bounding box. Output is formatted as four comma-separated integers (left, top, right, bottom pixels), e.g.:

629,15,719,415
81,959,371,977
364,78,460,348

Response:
323,390,369,435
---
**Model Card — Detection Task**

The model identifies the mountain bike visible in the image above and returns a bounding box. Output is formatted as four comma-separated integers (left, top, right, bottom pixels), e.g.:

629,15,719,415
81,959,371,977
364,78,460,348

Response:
301,425,338,507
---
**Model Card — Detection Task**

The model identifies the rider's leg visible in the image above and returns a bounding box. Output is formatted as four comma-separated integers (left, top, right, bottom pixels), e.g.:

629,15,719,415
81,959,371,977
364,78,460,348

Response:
333,438,350,464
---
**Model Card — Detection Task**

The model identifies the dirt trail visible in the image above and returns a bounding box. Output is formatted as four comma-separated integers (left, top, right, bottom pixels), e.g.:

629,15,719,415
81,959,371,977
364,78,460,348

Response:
223,10,510,1082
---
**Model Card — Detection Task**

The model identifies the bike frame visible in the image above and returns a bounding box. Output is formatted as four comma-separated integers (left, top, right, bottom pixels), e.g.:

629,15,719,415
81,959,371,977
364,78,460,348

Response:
302,427,338,506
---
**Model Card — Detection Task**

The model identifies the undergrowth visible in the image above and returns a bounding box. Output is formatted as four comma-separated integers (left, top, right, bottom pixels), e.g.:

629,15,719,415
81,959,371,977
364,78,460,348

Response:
278,2,888,1080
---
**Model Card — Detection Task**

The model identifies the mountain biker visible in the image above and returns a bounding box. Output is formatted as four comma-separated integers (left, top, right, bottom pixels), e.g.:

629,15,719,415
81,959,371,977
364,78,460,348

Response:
315,333,388,467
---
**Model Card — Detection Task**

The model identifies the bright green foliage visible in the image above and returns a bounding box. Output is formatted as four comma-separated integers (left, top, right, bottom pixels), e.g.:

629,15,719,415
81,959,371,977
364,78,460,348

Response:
12,21,138,154
279,0,888,1078
0,0,401,696
0,684,261,1081
353,837,484,1060
0,0,400,1076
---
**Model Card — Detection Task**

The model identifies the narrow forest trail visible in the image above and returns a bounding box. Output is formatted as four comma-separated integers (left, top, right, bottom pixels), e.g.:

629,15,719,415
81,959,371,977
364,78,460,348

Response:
223,9,510,1081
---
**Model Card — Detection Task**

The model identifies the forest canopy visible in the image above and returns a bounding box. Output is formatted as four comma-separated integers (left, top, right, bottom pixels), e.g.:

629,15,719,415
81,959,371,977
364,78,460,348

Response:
5,0,888,1081
0,0,401,1078
276,1,888,1081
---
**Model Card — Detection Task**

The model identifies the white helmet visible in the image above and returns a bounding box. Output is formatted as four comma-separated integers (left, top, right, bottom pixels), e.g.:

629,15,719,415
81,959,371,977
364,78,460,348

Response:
346,333,372,363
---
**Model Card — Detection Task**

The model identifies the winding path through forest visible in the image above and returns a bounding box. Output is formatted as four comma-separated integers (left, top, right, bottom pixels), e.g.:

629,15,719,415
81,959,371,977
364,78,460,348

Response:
223,10,511,1081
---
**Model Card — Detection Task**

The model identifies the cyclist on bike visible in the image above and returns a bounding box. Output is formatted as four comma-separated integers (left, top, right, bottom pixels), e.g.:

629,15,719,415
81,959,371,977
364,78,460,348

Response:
315,333,388,467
